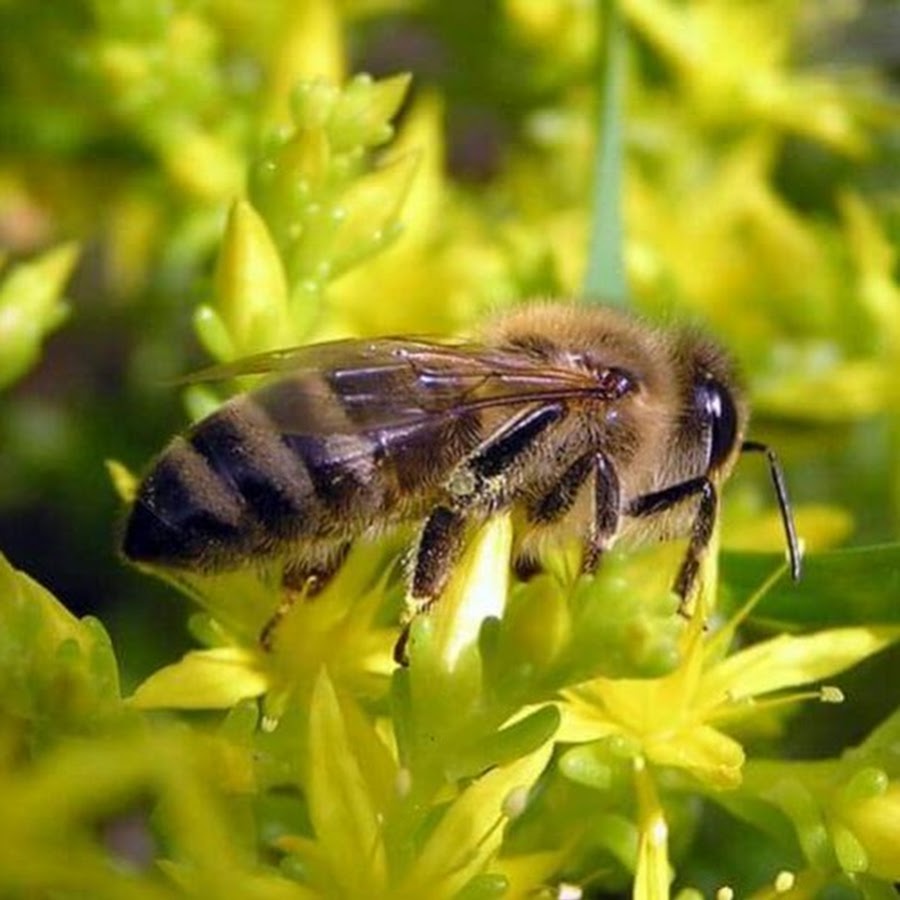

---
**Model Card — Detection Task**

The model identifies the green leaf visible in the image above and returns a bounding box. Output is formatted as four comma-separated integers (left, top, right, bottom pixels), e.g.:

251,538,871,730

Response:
445,704,560,781
327,73,412,152
0,243,77,389
0,553,120,735
721,546,900,627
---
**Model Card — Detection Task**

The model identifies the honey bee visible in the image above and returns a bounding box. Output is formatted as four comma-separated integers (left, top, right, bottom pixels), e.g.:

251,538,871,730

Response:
122,303,801,647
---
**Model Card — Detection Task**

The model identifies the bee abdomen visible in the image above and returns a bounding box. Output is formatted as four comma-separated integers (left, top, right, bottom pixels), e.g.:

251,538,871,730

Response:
122,437,248,569
188,404,315,536
281,432,383,522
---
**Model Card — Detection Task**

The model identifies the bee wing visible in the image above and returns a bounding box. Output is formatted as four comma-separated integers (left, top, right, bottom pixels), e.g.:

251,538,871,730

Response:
197,338,610,427
182,340,397,383
186,334,593,387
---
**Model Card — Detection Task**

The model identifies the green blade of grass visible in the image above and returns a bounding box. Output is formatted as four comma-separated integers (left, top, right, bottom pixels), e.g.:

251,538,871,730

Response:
583,0,629,308
721,545,900,627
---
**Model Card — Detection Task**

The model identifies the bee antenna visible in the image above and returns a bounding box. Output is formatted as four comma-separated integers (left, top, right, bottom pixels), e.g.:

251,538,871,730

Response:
741,440,803,581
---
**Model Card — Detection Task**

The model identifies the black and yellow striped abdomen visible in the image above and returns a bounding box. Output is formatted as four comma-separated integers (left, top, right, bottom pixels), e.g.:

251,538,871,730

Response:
122,374,484,572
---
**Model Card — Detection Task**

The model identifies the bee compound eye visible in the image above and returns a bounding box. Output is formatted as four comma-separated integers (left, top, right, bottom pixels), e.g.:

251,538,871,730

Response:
696,376,739,471
596,367,635,398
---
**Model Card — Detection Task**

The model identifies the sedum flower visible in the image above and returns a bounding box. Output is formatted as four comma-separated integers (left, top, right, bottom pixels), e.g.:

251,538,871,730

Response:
557,573,898,788
550,563,900,896
128,542,397,717
275,666,554,900
623,0,873,154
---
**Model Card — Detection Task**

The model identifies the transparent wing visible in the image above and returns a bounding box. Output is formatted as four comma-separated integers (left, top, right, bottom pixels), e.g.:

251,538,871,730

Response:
192,338,620,428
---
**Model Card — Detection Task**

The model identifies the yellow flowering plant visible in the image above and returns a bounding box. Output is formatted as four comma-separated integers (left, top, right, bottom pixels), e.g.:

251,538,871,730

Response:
1,2,900,899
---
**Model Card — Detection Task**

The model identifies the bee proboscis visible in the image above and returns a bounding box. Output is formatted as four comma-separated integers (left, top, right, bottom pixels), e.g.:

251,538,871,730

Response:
122,303,802,654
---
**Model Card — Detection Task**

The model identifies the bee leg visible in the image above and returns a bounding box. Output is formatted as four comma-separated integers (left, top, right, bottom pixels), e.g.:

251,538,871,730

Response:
398,404,566,664
512,555,543,582
396,506,469,664
411,403,566,597
582,452,621,574
259,542,351,651
281,542,352,596
522,451,620,576
627,476,717,612
410,505,468,603
673,480,717,611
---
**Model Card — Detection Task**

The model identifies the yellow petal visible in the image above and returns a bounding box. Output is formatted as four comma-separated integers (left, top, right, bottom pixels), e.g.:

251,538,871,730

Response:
105,459,138,504
426,514,512,673
307,670,388,896
644,725,745,790
634,762,672,900
398,742,553,899
700,627,900,710
128,647,268,709
554,691,627,744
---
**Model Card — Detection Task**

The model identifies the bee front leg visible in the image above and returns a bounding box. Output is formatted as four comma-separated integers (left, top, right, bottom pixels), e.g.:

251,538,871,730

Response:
627,476,717,613
519,451,620,577
673,480,717,610
582,452,621,575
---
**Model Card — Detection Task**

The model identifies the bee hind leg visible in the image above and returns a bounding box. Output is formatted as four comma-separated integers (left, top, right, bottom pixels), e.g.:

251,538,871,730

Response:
259,541,351,651
409,506,469,607
395,505,469,664
399,403,567,664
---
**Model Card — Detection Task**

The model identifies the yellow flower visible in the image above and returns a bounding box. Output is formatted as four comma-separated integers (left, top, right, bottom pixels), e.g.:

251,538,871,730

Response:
128,542,397,717
623,0,871,153
275,667,555,900
557,573,897,789
547,561,899,899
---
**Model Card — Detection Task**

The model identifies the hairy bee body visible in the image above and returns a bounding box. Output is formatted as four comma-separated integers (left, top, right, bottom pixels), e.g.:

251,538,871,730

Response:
123,303,798,608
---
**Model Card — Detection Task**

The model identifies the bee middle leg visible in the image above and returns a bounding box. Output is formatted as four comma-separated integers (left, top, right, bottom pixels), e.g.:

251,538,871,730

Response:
516,451,620,579
627,476,717,612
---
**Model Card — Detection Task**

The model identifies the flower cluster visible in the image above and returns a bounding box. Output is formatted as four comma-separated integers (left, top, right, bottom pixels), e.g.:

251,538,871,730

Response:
1,1,899,898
